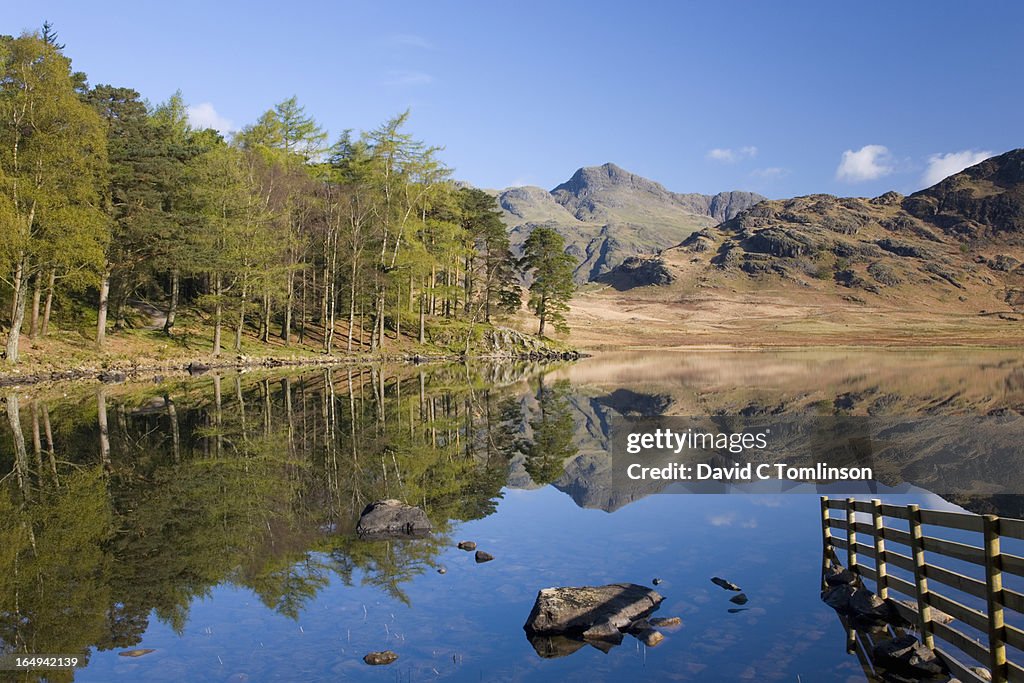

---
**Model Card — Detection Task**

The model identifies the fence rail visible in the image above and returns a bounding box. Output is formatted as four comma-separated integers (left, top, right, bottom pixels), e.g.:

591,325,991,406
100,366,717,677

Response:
821,496,1024,683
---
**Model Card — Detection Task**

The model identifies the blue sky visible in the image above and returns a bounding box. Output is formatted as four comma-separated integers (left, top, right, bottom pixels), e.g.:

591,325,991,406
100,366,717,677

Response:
7,1,1022,198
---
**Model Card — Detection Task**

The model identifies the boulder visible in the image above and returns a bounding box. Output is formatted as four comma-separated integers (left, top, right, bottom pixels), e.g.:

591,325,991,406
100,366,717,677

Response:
356,500,431,539
871,634,946,678
524,583,663,635
187,361,211,375
363,651,398,666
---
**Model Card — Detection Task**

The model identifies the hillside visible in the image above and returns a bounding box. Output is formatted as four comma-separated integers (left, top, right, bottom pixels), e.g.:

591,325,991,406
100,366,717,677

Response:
497,163,764,282
571,149,1024,348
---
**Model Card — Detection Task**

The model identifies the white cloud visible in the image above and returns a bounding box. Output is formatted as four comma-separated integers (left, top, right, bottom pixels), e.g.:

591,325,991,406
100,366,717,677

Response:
707,146,758,163
706,512,757,528
385,33,434,50
382,70,433,86
751,167,788,180
921,149,993,187
186,103,236,134
835,144,893,182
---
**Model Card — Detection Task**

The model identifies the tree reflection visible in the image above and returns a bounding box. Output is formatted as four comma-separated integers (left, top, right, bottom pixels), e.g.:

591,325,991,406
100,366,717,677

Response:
522,377,579,486
0,362,546,678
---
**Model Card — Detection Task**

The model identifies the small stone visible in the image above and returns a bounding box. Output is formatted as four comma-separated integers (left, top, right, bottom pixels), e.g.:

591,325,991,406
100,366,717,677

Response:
363,651,398,666
632,629,664,647
437,566,447,574
475,550,494,563
730,593,749,605
457,541,477,551
652,578,662,585
711,577,742,591
970,667,992,681
119,649,156,658
649,616,682,628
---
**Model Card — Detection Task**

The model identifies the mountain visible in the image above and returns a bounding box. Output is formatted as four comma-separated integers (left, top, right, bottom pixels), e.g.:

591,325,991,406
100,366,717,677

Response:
497,163,764,282
573,148,1024,348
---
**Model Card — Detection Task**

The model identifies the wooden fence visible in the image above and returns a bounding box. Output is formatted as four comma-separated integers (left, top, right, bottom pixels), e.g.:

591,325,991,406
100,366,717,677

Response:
821,496,1024,683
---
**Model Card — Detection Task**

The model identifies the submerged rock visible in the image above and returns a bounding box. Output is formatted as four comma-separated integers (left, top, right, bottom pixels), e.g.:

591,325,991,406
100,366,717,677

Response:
711,577,742,591
729,593,749,605
824,564,858,586
633,628,664,647
118,649,155,658
526,634,588,659
524,583,663,636
649,616,682,628
363,651,398,666
356,500,431,539
475,550,494,563
821,582,905,628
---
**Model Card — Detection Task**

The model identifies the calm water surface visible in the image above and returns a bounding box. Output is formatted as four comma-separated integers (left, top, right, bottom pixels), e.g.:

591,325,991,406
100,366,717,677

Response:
3,350,1024,682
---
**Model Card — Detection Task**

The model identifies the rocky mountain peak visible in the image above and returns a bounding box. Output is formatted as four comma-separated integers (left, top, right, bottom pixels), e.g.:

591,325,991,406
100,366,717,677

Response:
903,148,1024,239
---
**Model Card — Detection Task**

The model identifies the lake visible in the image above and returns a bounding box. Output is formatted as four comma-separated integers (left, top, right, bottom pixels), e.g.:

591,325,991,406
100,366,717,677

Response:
2,350,1024,682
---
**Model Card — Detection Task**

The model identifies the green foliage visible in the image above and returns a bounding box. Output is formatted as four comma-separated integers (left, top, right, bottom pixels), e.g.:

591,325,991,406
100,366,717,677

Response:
0,32,108,361
0,37,543,363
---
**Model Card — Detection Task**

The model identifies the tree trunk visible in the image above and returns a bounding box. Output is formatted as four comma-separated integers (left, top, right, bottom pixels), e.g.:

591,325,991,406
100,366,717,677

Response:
10,259,23,325
418,278,426,345
235,278,247,353
41,268,55,337
299,268,307,344
212,273,222,356
96,269,110,347
261,290,271,343
163,269,179,335
281,269,293,345
29,273,41,339
6,262,29,364
538,295,546,337
347,259,357,352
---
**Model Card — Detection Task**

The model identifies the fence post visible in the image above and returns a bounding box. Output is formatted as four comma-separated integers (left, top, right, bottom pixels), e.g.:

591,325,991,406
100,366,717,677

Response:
983,514,1007,683
846,498,858,570
908,504,934,649
872,499,888,599
821,497,832,547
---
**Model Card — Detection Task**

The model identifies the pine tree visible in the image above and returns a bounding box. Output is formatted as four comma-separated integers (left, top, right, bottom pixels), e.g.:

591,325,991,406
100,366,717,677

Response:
519,227,575,337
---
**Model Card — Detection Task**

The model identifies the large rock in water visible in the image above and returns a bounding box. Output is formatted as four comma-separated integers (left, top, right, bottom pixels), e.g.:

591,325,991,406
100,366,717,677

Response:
524,583,663,635
356,500,431,539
